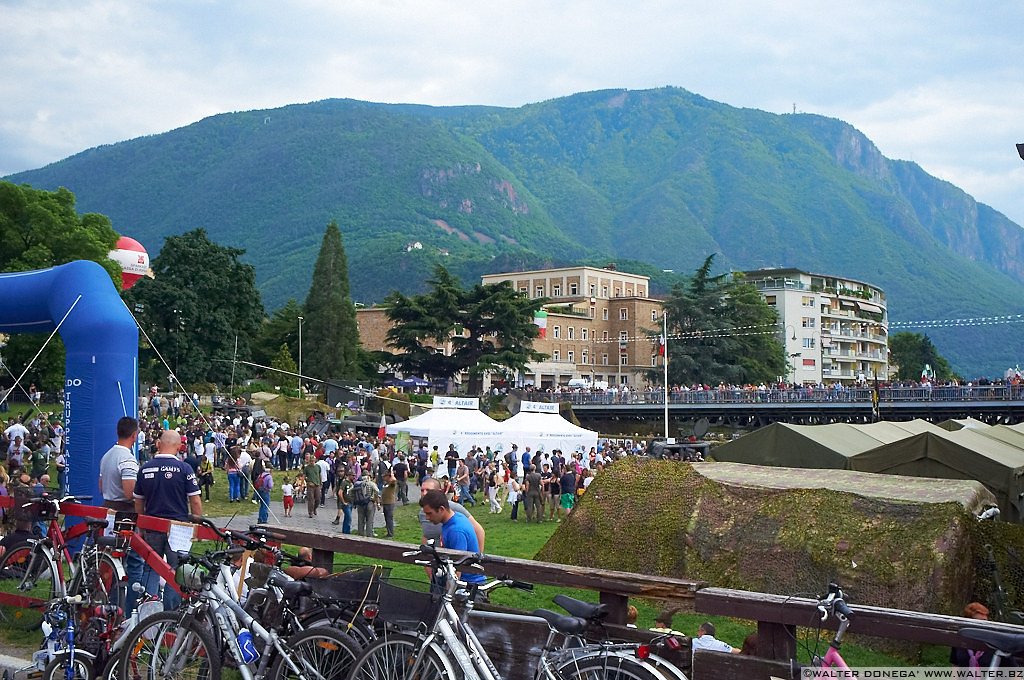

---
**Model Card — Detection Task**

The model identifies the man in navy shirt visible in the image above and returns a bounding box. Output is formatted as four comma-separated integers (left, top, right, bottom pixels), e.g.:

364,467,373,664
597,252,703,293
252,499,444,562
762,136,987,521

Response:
134,429,202,609
418,490,485,584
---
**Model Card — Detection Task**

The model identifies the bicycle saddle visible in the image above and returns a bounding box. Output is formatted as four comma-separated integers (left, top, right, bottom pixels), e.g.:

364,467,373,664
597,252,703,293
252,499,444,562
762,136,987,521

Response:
267,570,312,599
553,594,608,621
961,627,1024,655
95,535,121,549
532,608,589,635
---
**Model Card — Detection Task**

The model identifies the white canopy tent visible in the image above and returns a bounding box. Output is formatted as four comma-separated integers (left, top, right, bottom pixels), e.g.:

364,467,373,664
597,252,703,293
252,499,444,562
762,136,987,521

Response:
501,401,599,455
385,397,505,455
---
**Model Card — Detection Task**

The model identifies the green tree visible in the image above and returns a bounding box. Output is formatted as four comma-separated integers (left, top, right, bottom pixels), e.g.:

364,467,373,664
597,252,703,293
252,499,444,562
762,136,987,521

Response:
889,332,955,382
125,229,264,387
657,255,785,385
384,265,545,393
270,342,298,385
301,222,361,388
0,182,120,392
252,299,304,368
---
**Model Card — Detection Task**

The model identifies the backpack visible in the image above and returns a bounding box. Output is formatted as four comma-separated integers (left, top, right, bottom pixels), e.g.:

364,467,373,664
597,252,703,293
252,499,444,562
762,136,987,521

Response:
351,478,373,506
258,471,273,491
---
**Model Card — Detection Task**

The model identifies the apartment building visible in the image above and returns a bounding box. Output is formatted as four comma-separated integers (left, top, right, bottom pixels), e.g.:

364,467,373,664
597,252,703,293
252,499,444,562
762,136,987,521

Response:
743,268,889,385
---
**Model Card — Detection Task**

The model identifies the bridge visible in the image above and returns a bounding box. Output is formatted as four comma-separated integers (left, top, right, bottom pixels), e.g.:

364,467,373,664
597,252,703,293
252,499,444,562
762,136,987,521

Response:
538,385,1024,428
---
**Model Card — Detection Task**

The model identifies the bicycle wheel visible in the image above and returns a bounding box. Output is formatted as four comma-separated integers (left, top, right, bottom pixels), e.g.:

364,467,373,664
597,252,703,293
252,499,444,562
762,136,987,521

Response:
42,653,96,680
0,543,60,608
71,550,127,611
347,631,458,680
117,611,220,680
556,652,669,680
268,627,361,679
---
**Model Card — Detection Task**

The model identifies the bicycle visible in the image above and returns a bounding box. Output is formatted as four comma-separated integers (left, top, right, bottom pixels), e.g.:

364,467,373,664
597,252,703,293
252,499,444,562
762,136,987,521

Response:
958,626,1024,672
346,542,684,680
116,529,361,680
0,494,126,611
533,595,688,680
807,582,853,670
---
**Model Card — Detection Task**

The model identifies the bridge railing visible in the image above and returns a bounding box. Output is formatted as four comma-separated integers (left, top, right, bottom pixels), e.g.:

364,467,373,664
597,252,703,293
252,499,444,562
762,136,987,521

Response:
530,385,1024,406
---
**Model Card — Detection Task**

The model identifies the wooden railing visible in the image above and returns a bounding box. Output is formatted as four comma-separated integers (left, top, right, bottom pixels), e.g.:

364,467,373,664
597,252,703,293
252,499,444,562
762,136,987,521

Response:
264,525,701,625
694,587,1024,679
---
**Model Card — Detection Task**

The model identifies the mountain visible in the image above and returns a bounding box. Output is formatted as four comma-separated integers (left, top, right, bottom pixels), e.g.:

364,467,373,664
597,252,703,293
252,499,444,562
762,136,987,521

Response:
7,88,1024,377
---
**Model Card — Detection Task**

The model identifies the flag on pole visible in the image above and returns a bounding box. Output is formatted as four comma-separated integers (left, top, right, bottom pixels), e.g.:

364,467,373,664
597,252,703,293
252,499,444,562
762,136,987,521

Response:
377,412,387,441
657,334,666,357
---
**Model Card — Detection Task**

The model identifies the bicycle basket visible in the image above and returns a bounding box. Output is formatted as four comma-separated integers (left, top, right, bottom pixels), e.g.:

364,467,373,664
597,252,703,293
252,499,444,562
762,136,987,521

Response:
375,578,443,629
307,565,390,604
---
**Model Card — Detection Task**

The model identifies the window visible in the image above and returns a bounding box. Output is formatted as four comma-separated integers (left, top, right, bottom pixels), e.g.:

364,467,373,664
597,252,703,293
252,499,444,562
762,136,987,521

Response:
535,286,544,297
553,326,561,339
553,285,562,297
801,317,816,328
651,309,659,321
620,375,628,385
570,283,578,295
581,328,589,341
601,286,608,297
638,288,645,297
601,353,609,365
582,349,589,364
602,331,609,341
589,284,596,296
619,331,628,342
567,350,575,363
614,287,621,297
619,308,628,320
651,355,658,366
802,296,814,307
802,358,816,367
802,337,816,349
765,295,777,306
553,350,560,361
602,308,609,321
519,287,528,295
567,327,575,340
620,353,628,366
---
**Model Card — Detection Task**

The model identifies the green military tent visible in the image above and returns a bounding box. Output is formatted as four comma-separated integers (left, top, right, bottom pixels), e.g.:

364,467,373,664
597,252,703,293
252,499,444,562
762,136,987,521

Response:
712,422,882,469
712,420,942,469
851,428,1024,521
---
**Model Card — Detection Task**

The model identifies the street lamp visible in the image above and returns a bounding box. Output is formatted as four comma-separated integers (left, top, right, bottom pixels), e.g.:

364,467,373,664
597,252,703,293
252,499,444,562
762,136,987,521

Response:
297,316,304,397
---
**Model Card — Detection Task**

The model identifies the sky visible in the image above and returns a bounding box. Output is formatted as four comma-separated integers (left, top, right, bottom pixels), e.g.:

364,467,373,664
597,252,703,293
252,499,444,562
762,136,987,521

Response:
2,0,1023,225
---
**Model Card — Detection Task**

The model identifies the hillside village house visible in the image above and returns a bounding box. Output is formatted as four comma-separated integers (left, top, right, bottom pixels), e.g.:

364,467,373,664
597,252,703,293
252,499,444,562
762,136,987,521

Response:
355,264,890,391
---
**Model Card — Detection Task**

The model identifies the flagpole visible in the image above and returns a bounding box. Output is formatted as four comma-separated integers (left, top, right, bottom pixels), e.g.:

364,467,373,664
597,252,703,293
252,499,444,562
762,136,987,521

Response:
663,310,669,440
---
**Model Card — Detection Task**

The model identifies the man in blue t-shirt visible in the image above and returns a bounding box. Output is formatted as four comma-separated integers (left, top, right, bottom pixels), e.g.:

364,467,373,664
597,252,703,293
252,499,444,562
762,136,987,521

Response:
418,489,485,584
134,429,203,609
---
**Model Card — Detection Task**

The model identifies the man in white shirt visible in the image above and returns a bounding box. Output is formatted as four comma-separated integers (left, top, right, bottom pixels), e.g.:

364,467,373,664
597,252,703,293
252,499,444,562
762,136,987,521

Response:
316,455,330,506
690,622,739,660
4,420,29,443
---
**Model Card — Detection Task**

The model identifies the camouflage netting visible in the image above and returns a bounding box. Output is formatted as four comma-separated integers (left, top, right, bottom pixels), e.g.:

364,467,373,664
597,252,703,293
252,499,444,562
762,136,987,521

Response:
537,459,1001,615
968,519,1024,622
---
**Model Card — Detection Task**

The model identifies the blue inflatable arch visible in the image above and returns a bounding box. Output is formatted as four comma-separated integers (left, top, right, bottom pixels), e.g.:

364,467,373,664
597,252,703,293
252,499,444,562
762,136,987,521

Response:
0,260,138,502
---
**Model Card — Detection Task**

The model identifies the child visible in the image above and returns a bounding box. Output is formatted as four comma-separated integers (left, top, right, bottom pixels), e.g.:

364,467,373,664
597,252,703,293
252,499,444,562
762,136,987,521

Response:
293,473,307,504
281,476,294,518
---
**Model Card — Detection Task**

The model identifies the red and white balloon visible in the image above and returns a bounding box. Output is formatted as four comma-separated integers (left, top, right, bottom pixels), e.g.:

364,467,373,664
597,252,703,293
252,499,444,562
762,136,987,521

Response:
108,236,150,290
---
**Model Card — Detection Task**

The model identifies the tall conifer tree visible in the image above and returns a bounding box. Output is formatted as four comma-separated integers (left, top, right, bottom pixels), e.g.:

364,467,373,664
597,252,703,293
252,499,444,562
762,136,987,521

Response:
302,222,359,385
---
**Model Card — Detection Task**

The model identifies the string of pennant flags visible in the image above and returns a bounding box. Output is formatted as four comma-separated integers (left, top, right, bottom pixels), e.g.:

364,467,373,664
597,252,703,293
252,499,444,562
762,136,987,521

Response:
585,313,1024,346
